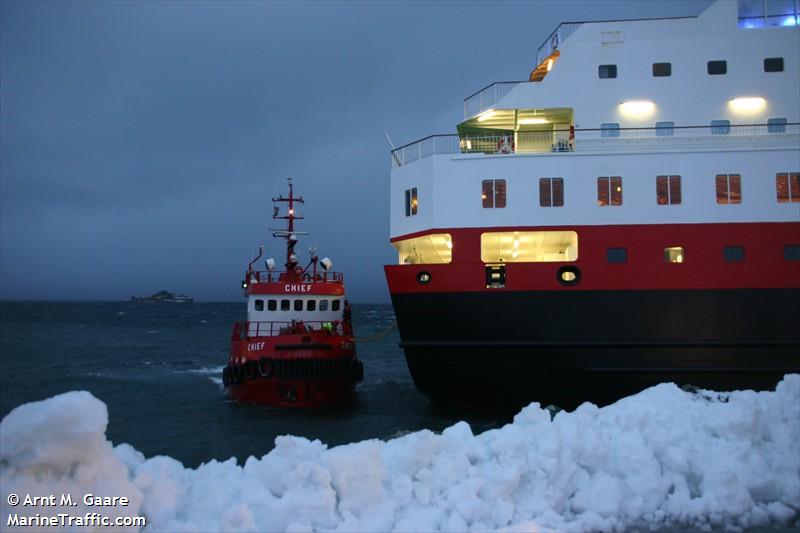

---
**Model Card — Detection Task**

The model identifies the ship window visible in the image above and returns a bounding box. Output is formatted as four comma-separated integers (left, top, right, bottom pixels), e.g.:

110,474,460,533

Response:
724,246,745,262
598,64,617,78
655,121,675,136
785,245,800,261
711,120,731,135
482,179,506,208
768,118,787,133
307,299,316,311
776,172,800,202
607,247,627,264
656,175,681,205
764,57,784,72
539,177,564,207
481,231,578,263
267,299,277,311
716,174,742,204
652,62,671,77
597,176,623,206
332,300,341,311
404,187,418,217
664,247,685,263
254,299,264,311
293,299,303,311
281,299,290,311
319,299,329,311
707,60,727,75
601,123,620,138
393,232,452,264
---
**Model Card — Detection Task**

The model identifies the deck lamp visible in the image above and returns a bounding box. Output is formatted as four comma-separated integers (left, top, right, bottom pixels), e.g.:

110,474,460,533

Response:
729,97,766,113
619,100,655,117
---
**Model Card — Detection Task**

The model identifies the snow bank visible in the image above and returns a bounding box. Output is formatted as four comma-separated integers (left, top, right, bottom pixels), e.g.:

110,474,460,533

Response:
1,377,798,532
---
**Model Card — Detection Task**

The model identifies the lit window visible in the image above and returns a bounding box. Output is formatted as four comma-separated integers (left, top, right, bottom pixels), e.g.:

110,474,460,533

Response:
319,300,329,311
404,188,418,217
294,299,303,312
598,64,617,78
652,62,671,77
785,245,800,261
597,176,623,206
482,179,506,208
768,118,788,133
711,120,731,135
481,231,578,263
764,57,784,72
281,299,290,311
601,123,620,138
307,300,316,311
664,247,685,263
707,60,727,75
539,177,564,207
716,174,742,204
393,233,452,264
776,172,800,203
656,175,681,205
607,248,627,264
724,246,745,262
267,300,277,311
655,121,675,136
254,299,264,311
332,300,341,311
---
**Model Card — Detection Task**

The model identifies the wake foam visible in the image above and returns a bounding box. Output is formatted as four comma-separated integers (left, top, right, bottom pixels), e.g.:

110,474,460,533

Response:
1,377,798,532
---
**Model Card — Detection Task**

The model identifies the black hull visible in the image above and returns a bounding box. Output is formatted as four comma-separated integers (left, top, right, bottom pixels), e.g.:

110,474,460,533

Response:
391,288,800,409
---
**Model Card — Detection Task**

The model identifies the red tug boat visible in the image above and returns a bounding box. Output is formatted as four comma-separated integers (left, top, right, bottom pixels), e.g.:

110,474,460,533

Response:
223,179,363,407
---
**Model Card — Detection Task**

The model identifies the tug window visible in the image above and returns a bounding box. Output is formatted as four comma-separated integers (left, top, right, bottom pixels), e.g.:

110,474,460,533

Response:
404,188,418,217
597,176,623,206
652,62,671,77
776,173,800,202
482,179,506,208
319,300,329,311
664,247,685,263
764,57,784,72
481,231,578,263
539,177,564,207
254,299,264,311
607,247,627,264
267,299,277,311
724,246,745,262
656,175,682,205
598,64,617,78
707,60,727,75
307,300,316,311
716,174,742,204
332,300,341,311
281,299,290,311
294,299,303,312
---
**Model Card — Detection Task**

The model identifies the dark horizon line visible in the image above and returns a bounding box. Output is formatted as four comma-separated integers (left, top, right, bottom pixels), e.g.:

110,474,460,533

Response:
0,298,393,305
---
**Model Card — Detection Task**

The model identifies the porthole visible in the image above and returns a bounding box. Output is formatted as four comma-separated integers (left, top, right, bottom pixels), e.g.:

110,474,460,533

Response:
417,271,432,284
557,266,581,285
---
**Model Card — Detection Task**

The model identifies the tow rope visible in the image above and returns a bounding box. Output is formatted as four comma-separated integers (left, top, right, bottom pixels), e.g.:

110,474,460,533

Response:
353,321,397,343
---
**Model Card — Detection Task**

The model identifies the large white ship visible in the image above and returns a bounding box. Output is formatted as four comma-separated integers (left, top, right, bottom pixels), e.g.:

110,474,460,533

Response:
384,0,800,408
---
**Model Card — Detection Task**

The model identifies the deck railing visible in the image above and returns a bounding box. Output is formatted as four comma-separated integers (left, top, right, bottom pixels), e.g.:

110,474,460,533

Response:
233,320,346,339
536,22,583,66
463,81,525,119
246,271,344,284
390,123,800,168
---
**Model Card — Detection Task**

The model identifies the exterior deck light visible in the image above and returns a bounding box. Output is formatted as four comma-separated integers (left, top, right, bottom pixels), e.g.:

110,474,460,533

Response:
546,58,554,71
477,110,497,122
619,100,656,117
729,97,766,113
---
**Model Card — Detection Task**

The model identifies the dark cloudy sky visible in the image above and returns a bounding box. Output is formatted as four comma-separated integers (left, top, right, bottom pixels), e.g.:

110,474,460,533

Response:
1,0,711,302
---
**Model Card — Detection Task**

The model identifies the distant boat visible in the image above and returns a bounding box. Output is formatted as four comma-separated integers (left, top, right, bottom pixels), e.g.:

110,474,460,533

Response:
130,290,193,303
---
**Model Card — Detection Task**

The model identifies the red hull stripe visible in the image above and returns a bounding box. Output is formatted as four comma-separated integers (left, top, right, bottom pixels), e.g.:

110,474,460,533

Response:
247,282,344,296
386,222,800,292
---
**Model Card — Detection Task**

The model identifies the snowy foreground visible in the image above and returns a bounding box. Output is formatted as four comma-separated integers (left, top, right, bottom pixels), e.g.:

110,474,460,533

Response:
1,377,799,533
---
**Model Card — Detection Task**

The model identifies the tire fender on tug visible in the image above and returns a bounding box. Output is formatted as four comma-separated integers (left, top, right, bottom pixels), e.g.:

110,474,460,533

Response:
258,357,274,378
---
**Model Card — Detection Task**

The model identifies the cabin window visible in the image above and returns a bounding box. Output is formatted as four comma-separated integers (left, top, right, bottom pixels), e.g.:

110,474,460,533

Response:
482,179,506,208
392,233,452,264
652,62,671,77
281,299,290,311
597,176,623,206
319,299,329,311
481,231,578,263
607,247,627,264
307,299,316,311
598,64,617,78
716,174,742,204
254,299,264,311
656,175,681,205
332,300,341,311
724,246,745,262
764,57,784,72
539,177,564,207
294,299,303,312
268,299,277,311
776,173,800,203
664,247,685,263
707,60,727,75
768,118,788,133
785,245,800,261
655,121,675,136
601,123,620,138
711,120,731,135
404,187,418,217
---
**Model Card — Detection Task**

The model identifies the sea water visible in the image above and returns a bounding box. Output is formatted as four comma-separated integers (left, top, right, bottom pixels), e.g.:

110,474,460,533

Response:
0,301,507,468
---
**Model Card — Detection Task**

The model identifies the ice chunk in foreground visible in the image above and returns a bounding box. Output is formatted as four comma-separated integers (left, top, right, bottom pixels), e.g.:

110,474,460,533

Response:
1,377,798,532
